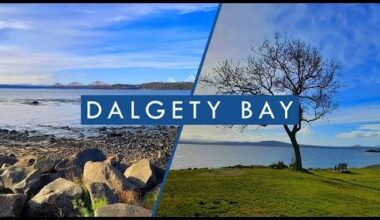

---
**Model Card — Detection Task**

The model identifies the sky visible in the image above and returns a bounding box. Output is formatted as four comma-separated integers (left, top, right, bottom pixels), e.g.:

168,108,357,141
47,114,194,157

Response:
0,3,218,85
181,3,380,147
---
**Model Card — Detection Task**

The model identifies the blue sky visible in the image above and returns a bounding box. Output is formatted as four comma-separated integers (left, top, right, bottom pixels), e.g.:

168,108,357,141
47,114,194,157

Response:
0,4,218,85
182,4,380,147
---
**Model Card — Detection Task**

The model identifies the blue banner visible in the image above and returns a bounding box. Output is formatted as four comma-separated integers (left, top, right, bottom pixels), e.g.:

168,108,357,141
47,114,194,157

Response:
81,95,299,125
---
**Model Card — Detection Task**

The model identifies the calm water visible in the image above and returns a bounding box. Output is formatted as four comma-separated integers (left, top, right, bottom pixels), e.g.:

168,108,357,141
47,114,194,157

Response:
171,144,380,169
0,88,188,136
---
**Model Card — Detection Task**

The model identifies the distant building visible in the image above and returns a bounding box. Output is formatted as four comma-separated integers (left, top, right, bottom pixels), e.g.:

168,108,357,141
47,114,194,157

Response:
67,82,83,87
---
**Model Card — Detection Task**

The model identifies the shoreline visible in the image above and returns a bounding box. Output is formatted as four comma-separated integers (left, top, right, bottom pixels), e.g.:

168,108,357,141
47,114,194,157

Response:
0,125,178,168
172,163,380,171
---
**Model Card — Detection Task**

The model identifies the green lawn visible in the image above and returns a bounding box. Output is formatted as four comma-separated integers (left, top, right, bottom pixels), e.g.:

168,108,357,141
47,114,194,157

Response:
156,167,380,217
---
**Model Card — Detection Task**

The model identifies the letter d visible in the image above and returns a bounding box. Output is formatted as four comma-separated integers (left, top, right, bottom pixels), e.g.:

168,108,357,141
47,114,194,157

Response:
87,101,102,119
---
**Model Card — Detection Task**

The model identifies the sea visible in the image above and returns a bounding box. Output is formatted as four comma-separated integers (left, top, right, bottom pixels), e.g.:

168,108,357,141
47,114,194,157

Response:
171,143,380,169
0,88,189,137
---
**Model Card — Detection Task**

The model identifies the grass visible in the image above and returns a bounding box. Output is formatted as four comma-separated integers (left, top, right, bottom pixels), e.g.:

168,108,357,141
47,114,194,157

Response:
143,187,160,209
156,167,380,217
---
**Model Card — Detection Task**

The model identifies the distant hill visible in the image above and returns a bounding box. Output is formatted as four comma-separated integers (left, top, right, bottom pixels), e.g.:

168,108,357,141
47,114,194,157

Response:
0,81,192,90
141,82,193,90
52,83,64,87
89,81,110,88
179,139,378,149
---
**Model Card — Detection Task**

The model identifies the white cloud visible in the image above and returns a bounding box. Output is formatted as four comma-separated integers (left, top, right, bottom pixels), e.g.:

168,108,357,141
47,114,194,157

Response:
0,47,200,84
0,4,217,84
298,124,311,137
180,125,289,143
337,130,380,138
0,19,31,30
337,123,380,139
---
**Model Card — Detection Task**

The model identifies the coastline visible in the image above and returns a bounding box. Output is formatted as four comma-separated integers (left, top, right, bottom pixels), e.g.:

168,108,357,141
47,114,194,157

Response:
0,125,178,217
0,125,178,168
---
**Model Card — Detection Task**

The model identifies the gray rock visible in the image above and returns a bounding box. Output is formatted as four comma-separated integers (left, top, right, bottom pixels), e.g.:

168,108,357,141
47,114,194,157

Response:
40,173,59,186
0,193,27,217
27,178,83,217
33,156,55,173
83,161,139,204
105,154,124,167
0,155,17,168
14,156,35,168
115,162,128,173
1,166,42,198
57,166,82,181
0,177,3,191
94,203,151,217
13,169,42,199
1,163,11,169
1,166,28,185
85,182,118,207
124,159,162,190
55,148,106,170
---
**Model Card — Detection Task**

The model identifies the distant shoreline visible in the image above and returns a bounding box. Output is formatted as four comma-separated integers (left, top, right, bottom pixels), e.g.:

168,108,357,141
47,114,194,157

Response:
179,139,380,150
0,81,193,90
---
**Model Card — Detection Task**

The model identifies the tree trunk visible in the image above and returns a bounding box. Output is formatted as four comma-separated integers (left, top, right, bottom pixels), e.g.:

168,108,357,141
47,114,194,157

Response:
288,132,303,171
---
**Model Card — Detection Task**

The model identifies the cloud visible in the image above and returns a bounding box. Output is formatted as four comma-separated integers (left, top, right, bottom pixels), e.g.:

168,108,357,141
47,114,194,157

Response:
180,125,290,143
197,4,380,95
191,4,380,147
0,4,218,84
0,19,31,30
298,124,311,137
337,130,380,138
337,123,380,139
314,104,380,125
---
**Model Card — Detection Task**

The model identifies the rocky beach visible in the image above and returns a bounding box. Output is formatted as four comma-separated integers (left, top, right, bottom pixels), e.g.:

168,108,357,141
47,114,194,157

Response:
0,125,178,217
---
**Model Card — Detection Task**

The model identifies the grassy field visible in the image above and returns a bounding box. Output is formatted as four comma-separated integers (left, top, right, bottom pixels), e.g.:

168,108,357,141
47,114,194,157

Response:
156,167,380,217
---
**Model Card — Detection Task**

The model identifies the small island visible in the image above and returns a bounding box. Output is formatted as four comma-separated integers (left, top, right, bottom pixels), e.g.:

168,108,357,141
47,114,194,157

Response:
366,148,380,153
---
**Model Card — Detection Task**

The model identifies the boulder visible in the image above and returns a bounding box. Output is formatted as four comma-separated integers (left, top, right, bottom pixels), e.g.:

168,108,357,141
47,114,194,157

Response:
13,169,42,198
115,163,128,173
1,163,11,169
27,178,83,217
55,149,107,182
124,159,163,190
33,156,55,173
105,154,124,167
40,173,59,186
1,166,27,187
0,155,17,168
0,177,4,192
1,166,42,198
55,148,106,170
0,193,27,217
94,203,151,217
57,166,82,181
83,161,139,204
14,156,36,168
85,182,118,207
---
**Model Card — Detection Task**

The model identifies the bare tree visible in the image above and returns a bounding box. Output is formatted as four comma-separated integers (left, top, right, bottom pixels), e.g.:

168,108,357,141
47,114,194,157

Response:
201,33,341,171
